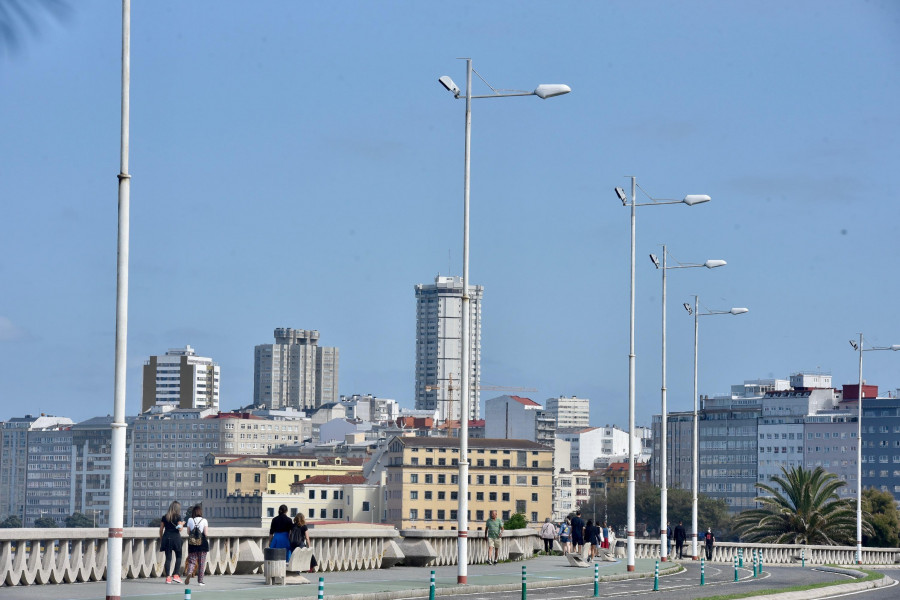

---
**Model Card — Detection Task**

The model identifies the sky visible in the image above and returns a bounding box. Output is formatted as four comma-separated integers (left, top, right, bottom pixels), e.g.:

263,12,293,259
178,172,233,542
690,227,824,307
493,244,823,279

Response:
1,1,899,430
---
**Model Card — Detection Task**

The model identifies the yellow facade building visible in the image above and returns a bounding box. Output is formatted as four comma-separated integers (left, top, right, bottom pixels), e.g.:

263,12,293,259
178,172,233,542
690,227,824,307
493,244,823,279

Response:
384,436,553,530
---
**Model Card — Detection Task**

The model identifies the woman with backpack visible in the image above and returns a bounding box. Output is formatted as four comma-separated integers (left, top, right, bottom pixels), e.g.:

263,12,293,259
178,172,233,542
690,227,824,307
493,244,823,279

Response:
183,504,209,586
558,516,572,554
290,513,318,572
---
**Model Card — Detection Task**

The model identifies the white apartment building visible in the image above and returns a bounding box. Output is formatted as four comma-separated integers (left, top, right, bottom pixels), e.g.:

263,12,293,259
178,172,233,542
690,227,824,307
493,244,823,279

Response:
141,345,220,412
544,396,590,428
556,426,634,470
414,275,483,422
484,395,556,446
253,328,340,410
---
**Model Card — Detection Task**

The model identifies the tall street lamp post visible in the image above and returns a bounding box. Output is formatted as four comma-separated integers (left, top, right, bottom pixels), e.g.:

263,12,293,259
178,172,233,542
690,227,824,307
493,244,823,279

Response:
684,298,748,560
649,247,725,561
614,178,710,571
848,335,899,564
439,59,569,584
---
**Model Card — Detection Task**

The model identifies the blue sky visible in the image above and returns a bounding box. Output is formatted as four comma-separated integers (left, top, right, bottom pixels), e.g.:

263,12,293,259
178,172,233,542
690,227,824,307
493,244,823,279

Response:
2,1,899,429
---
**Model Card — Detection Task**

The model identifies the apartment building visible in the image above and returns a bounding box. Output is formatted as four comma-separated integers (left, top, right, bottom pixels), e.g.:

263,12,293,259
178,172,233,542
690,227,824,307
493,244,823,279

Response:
384,436,553,530
254,328,340,410
141,345,220,412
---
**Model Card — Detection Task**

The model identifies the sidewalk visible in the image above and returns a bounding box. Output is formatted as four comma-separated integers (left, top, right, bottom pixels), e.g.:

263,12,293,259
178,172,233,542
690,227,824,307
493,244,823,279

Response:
6,555,666,600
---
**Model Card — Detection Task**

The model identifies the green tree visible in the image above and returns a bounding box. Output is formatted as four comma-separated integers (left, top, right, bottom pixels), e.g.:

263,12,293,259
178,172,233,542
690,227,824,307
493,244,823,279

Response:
64,512,94,528
504,513,528,530
734,465,865,545
0,515,22,528
862,488,900,548
34,516,58,528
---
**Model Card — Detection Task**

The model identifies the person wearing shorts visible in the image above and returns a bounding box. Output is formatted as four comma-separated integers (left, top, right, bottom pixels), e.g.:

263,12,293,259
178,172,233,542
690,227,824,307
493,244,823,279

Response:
570,510,585,554
484,510,503,564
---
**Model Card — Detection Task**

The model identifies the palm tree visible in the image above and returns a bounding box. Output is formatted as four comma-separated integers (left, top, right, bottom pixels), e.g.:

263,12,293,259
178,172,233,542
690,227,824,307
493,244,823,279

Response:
734,465,867,545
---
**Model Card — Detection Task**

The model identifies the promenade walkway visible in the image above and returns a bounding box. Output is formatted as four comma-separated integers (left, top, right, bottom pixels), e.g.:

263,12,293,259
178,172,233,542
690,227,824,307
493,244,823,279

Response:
7,555,665,600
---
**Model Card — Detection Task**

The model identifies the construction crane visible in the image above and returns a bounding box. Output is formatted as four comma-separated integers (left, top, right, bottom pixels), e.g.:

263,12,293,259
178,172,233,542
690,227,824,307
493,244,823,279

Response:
425,374,455,425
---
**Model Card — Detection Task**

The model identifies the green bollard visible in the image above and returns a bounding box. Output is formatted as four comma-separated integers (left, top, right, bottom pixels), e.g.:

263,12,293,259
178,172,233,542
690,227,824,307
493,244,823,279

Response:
759,554,763,576
739,548,743,568
185,588,191,600
522,565,527,600
318,576,325,600
753,551,758,578
734,555,738,582
700,557,705,586
801,548,805,568
653,560,659,591
429,570,435,600
594,562,599,597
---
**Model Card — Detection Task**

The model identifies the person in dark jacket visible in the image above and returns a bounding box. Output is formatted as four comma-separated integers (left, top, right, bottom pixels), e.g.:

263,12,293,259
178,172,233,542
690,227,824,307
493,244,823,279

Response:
673,521,687,559
269,504,294,561
159,501,185,584
704,528,715,560
570,511,586,555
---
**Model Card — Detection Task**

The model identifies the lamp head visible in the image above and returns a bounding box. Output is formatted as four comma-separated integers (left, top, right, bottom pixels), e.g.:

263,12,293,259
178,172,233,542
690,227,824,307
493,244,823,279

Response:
649,254,660,268
615,187,628,205
683,195,711,206
438,75,460,97
849,340,859,351
891,345,900,351
533,84,571,99
729,308,749,315
683,303,693,315
704,260,727,269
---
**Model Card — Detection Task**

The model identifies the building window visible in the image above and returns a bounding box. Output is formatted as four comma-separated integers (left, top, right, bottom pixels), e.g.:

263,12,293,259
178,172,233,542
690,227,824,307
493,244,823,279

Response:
320,509,327,519
531,493,538,502
410,491,418,500
425,510,433,520
234,473,242,483
489,492,497,501
410,509,418,520
309,490,315,499
410,474,419,484
362,501,370,512
437,510,445,520
424,491,433,500
476,510,484,521
438,474,446,484
425,474,433,484
502,493,510,501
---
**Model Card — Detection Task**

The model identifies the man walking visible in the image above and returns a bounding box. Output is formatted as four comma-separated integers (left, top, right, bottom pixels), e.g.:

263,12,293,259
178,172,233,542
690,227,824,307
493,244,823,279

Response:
673,521,687,559
485,510,503,564
704,528,715,560
665,522,673,560
570,511,585,555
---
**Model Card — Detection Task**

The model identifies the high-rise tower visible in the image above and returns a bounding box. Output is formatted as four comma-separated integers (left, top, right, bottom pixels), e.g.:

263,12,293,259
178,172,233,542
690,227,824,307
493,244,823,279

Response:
141,345,220,412
253,328,340,410
414,275,483,421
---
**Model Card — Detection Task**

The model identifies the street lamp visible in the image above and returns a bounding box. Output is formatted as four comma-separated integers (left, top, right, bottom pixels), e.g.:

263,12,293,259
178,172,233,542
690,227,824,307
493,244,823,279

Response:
440,59,569,584
616,177,710,572
848,334,899,564
650,247,725,561
684,297,748,560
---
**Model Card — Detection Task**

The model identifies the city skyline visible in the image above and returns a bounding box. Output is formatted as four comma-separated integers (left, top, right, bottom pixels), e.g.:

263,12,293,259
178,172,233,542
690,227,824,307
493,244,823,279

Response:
1,2,899,427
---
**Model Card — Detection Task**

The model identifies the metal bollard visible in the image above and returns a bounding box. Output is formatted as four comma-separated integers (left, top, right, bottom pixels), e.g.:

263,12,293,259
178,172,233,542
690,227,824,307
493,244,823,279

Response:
653,560,659,592
801,548,805,568
185,588,191,600
429,570,435,600
594,562,599,597
522,565,527,600
700,557,705,586
734,555,738,582
753,551,758,578
318,576,325,600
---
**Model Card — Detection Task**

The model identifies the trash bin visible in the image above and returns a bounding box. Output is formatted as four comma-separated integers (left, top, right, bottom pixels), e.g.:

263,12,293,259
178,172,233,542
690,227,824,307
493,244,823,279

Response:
264,547,286,585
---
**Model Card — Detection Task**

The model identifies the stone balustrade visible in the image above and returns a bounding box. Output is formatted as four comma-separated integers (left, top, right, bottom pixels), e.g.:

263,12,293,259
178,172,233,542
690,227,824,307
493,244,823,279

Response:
0,526,538,587
632,539,900,565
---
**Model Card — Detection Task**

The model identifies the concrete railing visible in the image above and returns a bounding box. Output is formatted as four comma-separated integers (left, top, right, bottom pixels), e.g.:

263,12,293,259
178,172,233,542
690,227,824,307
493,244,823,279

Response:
632,539,900,565
0,526,540,587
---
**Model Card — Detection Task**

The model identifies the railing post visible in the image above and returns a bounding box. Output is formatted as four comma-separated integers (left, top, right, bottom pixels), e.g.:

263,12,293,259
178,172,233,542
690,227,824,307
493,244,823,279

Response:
429,570,435,600
753,550,758,578
801,548,805,568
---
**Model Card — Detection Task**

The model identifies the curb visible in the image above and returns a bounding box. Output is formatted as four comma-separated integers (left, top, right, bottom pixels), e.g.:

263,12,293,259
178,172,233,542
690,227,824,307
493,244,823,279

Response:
734,574,895,600
291,564,684,600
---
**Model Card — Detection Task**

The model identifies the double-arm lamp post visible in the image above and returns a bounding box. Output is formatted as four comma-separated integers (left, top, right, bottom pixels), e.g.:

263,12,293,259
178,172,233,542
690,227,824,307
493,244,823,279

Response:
614,177,710,571
650,248,725,561
439,59,569,584
684,298,748,560
848,335,899,564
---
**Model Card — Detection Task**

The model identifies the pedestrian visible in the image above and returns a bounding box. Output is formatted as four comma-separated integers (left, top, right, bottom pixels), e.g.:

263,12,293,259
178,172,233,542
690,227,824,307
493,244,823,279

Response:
665,522,673,559
484,510,504,564
673,521,687,559
585,519,602,560
570,510,585,555
539,517,557,554
289,513,318,572
182,504,209,586
269,504,294,561
158,500,184,584
558,516,572,554
704,528,715,560
601,522,610,550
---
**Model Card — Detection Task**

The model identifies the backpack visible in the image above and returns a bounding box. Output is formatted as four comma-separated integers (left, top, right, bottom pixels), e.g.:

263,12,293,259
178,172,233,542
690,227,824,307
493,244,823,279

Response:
290,526,307,549
188,519,206,546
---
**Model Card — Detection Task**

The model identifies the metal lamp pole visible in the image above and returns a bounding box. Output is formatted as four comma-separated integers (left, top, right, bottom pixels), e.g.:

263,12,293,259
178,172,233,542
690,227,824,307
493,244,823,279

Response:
107,1,131,599
650,248,725,561
440,60,570,584
686,298,748,561
615,178,710,571
849,335,900,564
